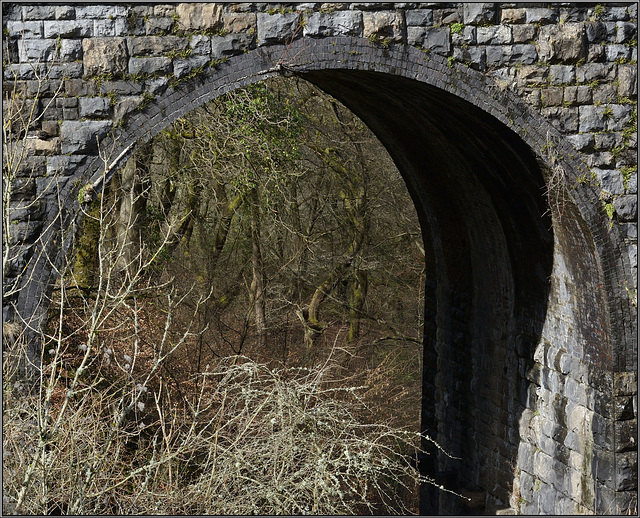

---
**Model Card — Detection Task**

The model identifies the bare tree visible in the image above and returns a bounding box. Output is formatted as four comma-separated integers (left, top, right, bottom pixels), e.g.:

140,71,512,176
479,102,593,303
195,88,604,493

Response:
3,69,438,515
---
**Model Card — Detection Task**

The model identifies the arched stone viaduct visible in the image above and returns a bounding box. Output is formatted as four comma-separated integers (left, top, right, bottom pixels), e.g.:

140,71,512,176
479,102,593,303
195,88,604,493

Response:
3,2,637,514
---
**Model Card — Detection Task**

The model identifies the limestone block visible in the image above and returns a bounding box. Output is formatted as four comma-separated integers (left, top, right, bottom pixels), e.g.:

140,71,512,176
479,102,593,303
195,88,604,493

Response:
211,34,252,57
625,170,637,194
617,21,637,43
511,24,537,43
615,451,637,491
585,21,607,43
526,8,558,24
538,23,586,64
562,84,590,105
128,36,189,57
23,5,56,20
154,5,176,17
75,5,128,19
222,13,257,34
592,414,616,452
43,20,93,39
173,56,209,79
594,131,623,151
145,17,175,36
579,105,607,132
407,26,426,46
46,155,87,177
614,197,638,221
9,177,36,202
613,371,638,396
128,57,172,76
8,220,44,247
451,26,476,46
3,3,21,20
541,88,564,107
620,223,637,241
605,44,631,62
517,442,536,475
593,168,625,195
517,65,548,86
55,6,75,20
99,80,143,95
18,39,58,63
79,97,111,119
59,40,82,62
501,9,526,24
42,120,60,137
587,151,615,169
189,35,212,55
29,138,60,156
486,45,507,66
303,11,363,37
363,11,404,42
462,3,495,25
6,21,44,39
113,96,144,122
566,402,590,434
615,419,637,453
591,84,616,104
554,493,577,515
629,243,637,268
351,2,393,10
83,38,129,77
549,65,575,85
60,120,111,154
566,133,594,152
617,64,638,98
405,9,433,26
48,63,83,80
606,105,635,132
145,77,169,96
453,46,486,69
126,8,147,37
477,25,512,45
94,20,117,38
597,6,631,22
422,27,450,54
9,200,46,222
176,3,223,32
561,8,591,23
64,78,96,97
257,12,300,45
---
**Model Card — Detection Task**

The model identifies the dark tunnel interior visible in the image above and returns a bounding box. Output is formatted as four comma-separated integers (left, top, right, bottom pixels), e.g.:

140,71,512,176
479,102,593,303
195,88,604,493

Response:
302,69,555,513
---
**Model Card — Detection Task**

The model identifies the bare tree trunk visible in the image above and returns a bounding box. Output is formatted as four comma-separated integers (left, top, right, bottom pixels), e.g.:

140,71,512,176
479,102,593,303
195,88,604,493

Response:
72,200,101,289
115,143,151,276
249,189,267,349
347,267,368,343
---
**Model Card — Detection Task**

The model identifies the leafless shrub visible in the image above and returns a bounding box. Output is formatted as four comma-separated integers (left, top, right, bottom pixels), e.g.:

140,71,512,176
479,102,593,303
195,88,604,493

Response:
542,131,569,223
4,344,449,515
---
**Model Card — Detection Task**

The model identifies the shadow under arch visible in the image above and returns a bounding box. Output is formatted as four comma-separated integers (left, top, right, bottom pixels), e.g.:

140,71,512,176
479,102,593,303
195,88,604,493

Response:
21,36,636,514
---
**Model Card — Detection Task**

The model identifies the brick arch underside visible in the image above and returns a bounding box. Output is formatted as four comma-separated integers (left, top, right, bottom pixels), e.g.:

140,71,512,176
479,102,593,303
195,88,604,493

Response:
20,37,635,513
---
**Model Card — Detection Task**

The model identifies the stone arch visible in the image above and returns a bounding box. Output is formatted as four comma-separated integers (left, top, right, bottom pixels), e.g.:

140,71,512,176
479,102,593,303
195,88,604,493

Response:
15,37,637,513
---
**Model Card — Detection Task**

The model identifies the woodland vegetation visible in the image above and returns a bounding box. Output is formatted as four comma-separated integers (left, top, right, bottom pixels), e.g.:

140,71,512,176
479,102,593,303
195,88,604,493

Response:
3,75,441,514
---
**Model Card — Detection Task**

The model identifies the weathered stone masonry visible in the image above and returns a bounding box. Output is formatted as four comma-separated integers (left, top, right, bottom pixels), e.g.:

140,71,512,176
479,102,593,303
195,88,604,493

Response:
3,2,637,514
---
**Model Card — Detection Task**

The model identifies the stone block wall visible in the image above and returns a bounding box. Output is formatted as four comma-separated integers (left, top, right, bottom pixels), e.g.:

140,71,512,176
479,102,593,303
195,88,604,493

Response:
3,2,637,514
3,2,636,301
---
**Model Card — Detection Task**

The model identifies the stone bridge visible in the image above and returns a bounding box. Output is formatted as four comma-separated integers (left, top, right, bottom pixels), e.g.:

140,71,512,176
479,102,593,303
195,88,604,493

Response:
2,2,637,514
